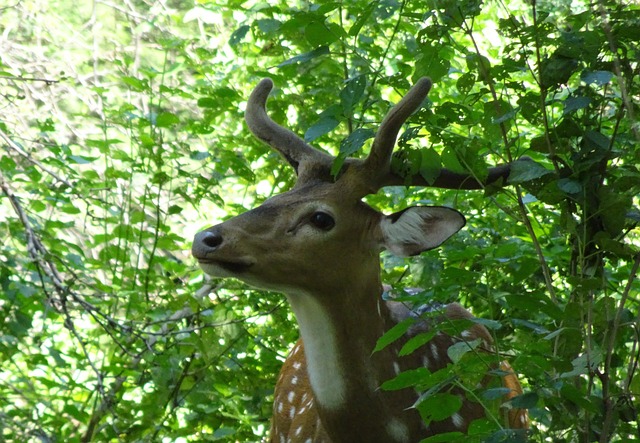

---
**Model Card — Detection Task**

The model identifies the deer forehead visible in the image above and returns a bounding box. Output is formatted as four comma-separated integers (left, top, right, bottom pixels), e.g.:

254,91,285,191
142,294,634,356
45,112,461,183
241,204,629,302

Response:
230,184,382,233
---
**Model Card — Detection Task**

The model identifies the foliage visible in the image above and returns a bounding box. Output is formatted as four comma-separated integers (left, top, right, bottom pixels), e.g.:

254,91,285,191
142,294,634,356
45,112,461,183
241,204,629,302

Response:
0,0,638,442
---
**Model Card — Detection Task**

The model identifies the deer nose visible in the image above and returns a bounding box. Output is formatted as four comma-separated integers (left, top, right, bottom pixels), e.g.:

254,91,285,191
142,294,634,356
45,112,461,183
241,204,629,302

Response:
192,229,223,257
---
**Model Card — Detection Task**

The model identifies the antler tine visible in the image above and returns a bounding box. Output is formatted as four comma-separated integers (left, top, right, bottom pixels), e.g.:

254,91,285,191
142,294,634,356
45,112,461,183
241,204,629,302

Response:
245,78,328,174
363,78,432,182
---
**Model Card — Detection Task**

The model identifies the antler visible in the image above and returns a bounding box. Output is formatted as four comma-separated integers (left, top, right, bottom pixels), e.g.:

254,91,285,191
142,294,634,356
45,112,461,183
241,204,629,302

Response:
362,77,433,185
355,77,512,192
245,78,516,194
245,78,332,181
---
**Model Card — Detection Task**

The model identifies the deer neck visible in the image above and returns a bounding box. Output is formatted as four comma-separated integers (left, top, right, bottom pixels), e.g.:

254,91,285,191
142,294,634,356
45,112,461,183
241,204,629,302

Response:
285,275,424,443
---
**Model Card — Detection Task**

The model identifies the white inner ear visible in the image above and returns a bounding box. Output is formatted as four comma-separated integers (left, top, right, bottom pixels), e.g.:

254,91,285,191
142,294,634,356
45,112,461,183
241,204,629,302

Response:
380,206,466,257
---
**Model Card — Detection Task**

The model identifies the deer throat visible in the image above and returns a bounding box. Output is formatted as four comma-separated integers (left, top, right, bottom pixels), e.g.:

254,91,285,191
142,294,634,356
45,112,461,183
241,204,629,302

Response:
286,290,418,443
286,294,348,411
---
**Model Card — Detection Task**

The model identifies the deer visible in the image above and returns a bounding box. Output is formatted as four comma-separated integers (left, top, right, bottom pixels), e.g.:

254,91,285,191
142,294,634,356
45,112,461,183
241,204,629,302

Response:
192,77,529,442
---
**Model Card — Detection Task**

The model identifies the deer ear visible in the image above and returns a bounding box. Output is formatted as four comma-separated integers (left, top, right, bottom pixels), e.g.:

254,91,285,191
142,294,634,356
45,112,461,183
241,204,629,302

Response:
380,207,466,257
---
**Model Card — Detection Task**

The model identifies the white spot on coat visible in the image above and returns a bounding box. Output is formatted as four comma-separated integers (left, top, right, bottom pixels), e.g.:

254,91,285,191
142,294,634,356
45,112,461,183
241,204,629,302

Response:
430,343,440,362
451,412,465,428
386,417,410,442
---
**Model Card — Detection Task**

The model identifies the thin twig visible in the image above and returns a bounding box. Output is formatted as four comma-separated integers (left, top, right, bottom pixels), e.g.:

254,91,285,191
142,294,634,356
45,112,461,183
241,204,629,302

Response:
0,75,60,84
0,128,74,189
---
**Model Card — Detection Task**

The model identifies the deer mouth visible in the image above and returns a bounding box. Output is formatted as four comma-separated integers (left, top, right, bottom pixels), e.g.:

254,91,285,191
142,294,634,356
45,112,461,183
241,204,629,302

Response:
198,258,254,274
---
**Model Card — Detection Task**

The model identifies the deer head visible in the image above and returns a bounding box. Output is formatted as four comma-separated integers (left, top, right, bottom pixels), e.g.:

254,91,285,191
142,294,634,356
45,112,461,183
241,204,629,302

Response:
193,78,511,293
192,78,527,442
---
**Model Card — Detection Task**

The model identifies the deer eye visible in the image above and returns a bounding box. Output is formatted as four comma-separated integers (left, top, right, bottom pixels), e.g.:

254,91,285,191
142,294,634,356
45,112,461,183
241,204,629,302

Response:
309,211,335,231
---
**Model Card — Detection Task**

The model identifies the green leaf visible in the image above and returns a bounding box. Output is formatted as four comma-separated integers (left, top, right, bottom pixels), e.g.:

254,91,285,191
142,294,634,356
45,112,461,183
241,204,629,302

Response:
507,160,553,184
278,46,330,67
420,432,465,443
414,45,450,83
583,130,610,151
563,96,591,115
380,367,431,390
338,128,374,157
508,392,538,409
197,97,216,108
447,338,481,363
349,2,376,36
470,317,502,330
85,138,122,152
68,155,94,164
0,155,17,171
305,21,338,47
482,387,512,400
332,128,374,176
581,70,613,86
156,112,179,127
121,76,148,91
373,318,414,353
304,115,339,142
256,19,281,35
540,53,578,88
399,331,437,356
340,74,366,115
557,178,582,194
229,24,250,46
456,72,476,95
417,392,463,421
419,148,442,185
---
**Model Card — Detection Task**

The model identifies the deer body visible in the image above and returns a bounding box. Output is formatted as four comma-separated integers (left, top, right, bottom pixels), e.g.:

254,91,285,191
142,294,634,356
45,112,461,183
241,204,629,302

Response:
192,78,528,442
270,300,499,443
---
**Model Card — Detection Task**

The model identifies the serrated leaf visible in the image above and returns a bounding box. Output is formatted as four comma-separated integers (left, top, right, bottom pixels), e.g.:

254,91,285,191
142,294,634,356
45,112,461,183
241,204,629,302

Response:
484,429,529,443
0,155,17,171
557,178,582,194
139,133,155,147
482,387,512,401
156,112,179,128
512,318,550,334
583,130,610,151
86,138,122,149
305,21,338,47
229,24,250,46
278,46,330,67
563,96,591,115
340,74,366,115
68,155,94,164
349,3,376,36
256,19,281,35
399,331,437,356
304,115,339,142
417,392,463,421
456,72,476,95
509,392,538,409
338,128,374,156
373,318,414,353
507,159,553,184
470,317,502,330
121,76,148,91
420,432,465,443
197,97,216,108
419,148,442,185
380,367,430,391
581,70,613,86
447,338,481,363
414,45,450,83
